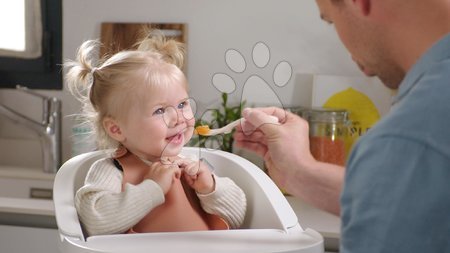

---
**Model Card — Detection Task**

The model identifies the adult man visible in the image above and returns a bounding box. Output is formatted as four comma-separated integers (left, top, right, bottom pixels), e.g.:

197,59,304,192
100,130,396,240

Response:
234,0,450,252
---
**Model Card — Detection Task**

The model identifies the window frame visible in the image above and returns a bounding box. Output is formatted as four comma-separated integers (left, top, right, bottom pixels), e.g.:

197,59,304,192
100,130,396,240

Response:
0,0,62,90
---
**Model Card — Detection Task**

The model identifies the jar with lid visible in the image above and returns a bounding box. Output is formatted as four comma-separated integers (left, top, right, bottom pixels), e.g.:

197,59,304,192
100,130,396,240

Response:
303,107,349,166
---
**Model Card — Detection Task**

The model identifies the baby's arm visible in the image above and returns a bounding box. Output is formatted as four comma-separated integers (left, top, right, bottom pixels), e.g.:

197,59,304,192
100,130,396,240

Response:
175,158,247,228
197,175,247,229
75,158,165,236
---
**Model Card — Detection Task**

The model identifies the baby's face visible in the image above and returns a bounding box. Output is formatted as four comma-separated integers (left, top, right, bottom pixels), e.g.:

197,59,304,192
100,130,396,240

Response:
119,81,195,161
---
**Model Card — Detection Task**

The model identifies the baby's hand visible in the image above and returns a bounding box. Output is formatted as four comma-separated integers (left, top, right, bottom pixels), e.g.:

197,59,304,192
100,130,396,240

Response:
145,162,181,194
174,159,215,194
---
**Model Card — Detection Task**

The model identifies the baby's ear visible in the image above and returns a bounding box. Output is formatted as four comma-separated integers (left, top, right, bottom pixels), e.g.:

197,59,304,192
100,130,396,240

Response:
103,117,125,142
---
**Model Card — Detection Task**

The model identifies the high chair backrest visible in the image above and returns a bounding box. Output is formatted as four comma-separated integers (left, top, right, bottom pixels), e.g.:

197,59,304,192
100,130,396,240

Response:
53,150,107,240
53,147,300,241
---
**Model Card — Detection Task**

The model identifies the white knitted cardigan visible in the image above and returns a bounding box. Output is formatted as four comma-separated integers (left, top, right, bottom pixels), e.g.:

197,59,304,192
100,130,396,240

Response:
75,158,247,236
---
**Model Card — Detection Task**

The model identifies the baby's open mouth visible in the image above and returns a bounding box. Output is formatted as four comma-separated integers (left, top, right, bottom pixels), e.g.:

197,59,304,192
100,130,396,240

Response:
166,132,183,144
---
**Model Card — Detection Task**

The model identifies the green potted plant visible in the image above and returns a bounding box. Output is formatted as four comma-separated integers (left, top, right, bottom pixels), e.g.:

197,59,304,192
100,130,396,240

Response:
190,93,245,153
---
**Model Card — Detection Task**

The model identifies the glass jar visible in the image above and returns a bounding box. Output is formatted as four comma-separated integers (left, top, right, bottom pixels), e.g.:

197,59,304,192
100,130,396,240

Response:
303,107,349,166
288,106,309,118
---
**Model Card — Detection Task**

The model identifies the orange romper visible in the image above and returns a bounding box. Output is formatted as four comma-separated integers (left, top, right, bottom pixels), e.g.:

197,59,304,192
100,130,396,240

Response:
114,150,229,233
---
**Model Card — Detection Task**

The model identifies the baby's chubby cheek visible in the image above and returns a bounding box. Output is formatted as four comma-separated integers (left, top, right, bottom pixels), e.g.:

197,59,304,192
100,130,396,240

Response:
184,118,196,143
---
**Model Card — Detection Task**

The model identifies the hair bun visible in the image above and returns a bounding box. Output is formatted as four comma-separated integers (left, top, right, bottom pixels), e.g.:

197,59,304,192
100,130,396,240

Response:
137,29,186,69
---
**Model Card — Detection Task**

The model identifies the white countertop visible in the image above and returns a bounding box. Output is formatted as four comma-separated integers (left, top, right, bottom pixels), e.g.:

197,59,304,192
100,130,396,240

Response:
0,197,54,216
0,167,55,216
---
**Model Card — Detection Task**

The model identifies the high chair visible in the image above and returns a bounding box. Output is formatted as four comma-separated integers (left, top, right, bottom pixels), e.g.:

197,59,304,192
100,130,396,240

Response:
53,147,324,253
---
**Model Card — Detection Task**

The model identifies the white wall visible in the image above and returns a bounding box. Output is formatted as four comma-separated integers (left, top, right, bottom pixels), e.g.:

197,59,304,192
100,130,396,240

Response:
0,0,364,169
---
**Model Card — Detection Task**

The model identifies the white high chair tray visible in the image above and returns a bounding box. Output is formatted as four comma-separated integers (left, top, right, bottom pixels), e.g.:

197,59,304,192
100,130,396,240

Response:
53,147,323,253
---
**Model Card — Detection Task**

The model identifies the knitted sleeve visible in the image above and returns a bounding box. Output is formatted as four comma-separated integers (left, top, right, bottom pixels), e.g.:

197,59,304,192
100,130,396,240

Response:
197,176,247,229
74,158,165,236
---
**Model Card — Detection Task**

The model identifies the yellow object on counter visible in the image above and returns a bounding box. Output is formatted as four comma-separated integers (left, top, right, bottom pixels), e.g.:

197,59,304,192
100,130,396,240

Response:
323,87,381,156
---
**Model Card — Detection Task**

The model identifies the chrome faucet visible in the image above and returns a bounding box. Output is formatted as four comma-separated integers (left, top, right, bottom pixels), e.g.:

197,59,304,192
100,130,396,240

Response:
0,85,61,173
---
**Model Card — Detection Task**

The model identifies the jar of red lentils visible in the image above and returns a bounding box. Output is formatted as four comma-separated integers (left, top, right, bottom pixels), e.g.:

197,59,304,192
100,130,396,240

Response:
304,107,349,166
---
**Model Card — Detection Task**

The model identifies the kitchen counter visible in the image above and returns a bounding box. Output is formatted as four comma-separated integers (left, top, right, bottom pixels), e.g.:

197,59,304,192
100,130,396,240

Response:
0,197,54,216
286,196,341,252
0,166,56,228
0,196,56,229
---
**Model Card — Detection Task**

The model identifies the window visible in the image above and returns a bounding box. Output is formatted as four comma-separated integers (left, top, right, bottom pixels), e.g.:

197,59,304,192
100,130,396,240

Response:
0,0,62,90
0,1,42,59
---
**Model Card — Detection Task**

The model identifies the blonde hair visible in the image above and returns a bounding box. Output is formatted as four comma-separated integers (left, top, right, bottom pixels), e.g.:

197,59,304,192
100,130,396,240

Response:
65,30,187,150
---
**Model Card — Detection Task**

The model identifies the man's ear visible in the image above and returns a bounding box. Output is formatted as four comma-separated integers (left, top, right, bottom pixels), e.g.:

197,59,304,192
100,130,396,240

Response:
353,0,371,16
103,117,125,142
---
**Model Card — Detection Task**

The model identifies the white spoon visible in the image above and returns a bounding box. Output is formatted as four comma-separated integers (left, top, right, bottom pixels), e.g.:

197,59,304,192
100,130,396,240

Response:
195,115,279,136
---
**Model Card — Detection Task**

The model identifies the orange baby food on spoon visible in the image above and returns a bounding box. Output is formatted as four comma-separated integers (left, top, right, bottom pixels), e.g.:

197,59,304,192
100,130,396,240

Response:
194,125,211,136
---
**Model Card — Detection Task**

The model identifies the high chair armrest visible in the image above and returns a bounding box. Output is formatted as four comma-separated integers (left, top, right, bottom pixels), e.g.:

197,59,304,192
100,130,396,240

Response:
181,147,300,232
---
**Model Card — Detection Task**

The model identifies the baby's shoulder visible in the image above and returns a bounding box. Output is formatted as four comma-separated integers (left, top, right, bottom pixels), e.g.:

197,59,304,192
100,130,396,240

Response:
86,157,122,179
90,157,116,169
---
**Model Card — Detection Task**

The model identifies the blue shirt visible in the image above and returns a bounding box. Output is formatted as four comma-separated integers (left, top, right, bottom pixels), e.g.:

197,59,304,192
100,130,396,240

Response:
341,33,450,253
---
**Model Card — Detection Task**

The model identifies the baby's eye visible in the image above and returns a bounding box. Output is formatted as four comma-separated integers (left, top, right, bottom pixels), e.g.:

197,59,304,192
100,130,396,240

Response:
178,100,188,109
153,107,165,115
